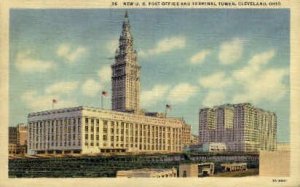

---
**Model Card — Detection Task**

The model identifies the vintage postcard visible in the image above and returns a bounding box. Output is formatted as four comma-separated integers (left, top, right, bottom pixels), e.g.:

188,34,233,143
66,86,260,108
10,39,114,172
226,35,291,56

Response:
0,0,299,186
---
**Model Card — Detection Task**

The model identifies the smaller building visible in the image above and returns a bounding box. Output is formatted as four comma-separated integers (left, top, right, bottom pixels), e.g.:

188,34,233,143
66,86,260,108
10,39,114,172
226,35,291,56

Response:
190,134,199,145
116,168,177,178
198,163,215,176
184,142,226,153
221,163,247,172
9,144,17,155
9,123,28,156
203,142,226,152
179,164,198,177
179,163,214,177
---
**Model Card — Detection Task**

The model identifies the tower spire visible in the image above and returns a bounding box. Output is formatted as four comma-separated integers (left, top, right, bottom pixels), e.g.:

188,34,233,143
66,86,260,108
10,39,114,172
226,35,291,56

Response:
112,12,141,113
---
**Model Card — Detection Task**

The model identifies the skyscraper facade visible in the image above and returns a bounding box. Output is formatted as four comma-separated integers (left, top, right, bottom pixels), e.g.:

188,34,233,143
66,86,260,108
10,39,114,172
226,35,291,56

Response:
112,12,141,113
199,103,277,152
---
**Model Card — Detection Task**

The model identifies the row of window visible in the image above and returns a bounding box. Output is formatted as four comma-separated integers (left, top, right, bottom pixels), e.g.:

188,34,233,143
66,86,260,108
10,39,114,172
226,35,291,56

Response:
84,141,181,151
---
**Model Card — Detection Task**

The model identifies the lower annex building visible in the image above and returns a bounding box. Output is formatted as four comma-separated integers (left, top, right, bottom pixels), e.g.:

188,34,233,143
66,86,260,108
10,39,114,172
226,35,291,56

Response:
27,106,190,155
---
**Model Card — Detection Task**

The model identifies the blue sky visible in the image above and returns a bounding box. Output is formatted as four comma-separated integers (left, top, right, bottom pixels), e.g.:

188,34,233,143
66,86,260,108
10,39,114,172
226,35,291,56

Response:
10,9,290,142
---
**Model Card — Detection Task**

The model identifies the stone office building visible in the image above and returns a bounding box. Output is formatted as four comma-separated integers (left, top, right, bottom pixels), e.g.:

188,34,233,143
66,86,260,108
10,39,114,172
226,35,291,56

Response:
27,106,186,155
199,103,277,152
27,12,191,155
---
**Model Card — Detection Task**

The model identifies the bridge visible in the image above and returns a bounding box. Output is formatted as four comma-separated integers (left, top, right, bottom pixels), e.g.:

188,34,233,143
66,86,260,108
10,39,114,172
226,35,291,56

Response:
9,152,259,177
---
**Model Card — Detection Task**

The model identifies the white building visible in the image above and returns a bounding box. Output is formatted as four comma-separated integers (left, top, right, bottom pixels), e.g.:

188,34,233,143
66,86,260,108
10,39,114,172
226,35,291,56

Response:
199,103,277,152
27,106,187,155
202,142,226,152
27,12,192,156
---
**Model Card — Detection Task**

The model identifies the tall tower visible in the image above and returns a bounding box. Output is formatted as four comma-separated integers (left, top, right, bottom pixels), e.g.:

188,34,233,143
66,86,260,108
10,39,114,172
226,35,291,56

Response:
112,12,141,113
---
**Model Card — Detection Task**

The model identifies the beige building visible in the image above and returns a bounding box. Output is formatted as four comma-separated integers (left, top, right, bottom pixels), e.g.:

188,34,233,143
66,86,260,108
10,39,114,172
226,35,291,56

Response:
9,123,28,155
112,11,140,114
116,168,177,177
179,164,198,177
9,123,27,145
27,106,187,155
190,134,199,145
199,103,277,152
182,123,191,146
178,163,214,177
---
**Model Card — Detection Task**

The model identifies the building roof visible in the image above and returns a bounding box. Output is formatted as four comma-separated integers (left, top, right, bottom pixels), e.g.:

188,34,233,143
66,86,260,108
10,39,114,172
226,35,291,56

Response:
28,106,187,128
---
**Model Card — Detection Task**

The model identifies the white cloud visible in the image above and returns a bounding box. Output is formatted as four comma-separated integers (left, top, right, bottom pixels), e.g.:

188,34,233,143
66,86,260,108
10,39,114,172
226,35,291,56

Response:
141,84,170,107
233,49,275,82
202,91,226,107
106,39,119,54
199,49,288,106
190,49,211,64
81,79,101,97
98,66,112,83
167,83,198,104
140,36,186,57
233,68,288,103
45,81,79,95
56,43,87,63
219,38,245,65
199,72,232,89
231,49,288,103
15,50,56,73
21,91,77,111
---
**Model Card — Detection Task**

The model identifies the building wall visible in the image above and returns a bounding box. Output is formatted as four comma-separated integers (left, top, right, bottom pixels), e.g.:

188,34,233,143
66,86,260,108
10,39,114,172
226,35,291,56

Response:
28,109,82,154
178,164,198,177
17,124,28,145
9,124,28,155
182,123,191,147
28,106,189,155
190,134,198,145
199,103,277,152
9,127,17,145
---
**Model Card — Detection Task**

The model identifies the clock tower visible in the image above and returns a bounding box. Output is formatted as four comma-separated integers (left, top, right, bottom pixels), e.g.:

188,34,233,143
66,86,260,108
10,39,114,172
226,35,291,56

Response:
111,12,141,113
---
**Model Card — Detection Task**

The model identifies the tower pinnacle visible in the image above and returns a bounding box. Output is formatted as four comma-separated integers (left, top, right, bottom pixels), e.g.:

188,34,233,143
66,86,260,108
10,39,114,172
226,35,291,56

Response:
111,12,141,113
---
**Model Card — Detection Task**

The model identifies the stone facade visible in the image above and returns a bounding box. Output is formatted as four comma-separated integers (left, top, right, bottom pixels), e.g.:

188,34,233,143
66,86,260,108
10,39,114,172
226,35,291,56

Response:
27,106,187,155
112,12,140,113
199,103,277,152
